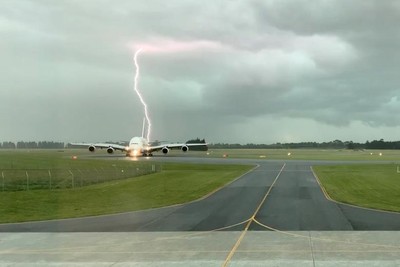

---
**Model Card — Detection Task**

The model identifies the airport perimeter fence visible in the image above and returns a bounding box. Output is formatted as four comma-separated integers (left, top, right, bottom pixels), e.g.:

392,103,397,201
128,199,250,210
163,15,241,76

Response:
0,164,161,191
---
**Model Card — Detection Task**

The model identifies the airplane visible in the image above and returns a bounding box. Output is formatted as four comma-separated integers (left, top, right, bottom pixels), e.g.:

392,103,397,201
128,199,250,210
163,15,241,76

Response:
72,136,207,157
71,119,207,157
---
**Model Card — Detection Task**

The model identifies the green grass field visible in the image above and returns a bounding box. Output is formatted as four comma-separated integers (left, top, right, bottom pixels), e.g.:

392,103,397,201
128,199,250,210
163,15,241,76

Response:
0,150,252,223
206,148,400,161
0,150,160,191
314,164,400,212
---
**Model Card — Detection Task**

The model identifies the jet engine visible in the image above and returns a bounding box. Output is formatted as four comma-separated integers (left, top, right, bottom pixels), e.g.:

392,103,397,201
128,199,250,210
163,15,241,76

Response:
107,147,115,154
162,147,169,154
88,145,96,152
181,145,189,152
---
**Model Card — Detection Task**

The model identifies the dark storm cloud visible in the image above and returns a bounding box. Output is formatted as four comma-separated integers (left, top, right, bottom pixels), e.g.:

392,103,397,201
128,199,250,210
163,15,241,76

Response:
1,0,400,143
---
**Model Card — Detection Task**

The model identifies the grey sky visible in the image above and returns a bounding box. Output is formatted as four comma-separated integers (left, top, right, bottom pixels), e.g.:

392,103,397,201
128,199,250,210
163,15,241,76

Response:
1,0,400,144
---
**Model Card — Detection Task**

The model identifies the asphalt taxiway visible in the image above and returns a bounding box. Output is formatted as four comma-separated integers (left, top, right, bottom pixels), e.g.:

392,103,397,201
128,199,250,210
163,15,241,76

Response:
1,156,399,232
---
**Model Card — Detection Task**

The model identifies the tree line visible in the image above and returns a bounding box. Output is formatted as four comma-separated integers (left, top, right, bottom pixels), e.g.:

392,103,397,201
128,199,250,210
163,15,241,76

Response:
1,139,400,150
0,141,65,149
209,139,400,150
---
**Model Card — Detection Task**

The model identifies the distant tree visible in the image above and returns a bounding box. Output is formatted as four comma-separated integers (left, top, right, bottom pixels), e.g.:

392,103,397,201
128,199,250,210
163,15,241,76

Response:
17,141,26,149
27,141,38,148
37,141,64,149
2,142,16,149
346,141,355,150
150,140,161,146
186,138,206,144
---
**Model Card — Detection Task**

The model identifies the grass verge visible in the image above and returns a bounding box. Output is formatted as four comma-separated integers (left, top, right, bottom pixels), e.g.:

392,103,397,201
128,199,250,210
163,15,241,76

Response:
313,164,400,212
206,149,400,161
0,163,252,223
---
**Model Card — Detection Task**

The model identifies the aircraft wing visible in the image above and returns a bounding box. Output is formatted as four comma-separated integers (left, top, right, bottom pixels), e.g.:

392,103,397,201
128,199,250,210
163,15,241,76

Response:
148,143,208,153
70,143,128,152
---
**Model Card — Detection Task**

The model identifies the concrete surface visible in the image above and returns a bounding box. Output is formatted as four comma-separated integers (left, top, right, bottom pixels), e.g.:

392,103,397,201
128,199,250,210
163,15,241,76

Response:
1,232,400,266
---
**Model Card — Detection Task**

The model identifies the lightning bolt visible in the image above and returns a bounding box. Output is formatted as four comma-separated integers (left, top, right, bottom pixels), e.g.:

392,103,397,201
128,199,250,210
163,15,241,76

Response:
134,48,151,142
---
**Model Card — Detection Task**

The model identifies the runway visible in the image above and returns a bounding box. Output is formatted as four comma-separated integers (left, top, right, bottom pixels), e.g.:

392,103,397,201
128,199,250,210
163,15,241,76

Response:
1,157,399,232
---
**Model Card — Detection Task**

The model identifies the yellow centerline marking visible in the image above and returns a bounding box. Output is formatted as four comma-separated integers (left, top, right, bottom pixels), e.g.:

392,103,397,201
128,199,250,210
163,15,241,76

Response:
252,218,400,250
250,163,286,220
222,163,286,267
